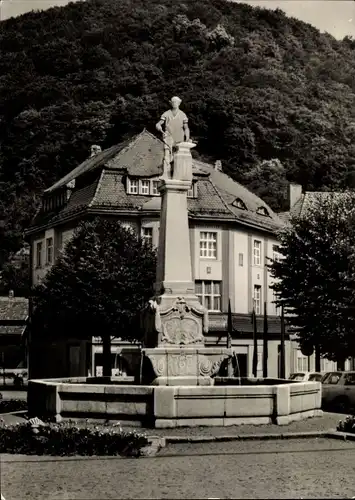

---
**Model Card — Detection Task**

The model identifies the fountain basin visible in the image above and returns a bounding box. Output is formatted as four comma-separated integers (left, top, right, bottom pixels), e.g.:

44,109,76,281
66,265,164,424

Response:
28,378,322,427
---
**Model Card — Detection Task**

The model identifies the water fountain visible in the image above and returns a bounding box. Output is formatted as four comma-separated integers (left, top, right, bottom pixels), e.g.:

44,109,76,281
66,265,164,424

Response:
28,98,322,427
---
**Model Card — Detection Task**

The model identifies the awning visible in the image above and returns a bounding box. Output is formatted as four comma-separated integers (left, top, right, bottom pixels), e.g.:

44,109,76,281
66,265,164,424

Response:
209,313,291,338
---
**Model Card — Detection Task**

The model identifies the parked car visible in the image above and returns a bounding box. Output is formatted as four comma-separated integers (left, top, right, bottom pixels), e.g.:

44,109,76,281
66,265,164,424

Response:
321,371,355,413
321,372,332,383
289,372,323,382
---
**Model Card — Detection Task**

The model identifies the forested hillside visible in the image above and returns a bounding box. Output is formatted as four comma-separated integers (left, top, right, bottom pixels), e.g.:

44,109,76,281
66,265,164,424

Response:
1,0,355,281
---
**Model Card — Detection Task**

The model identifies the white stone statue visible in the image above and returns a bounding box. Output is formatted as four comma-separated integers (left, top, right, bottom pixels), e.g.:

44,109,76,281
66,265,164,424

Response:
156,96,191,175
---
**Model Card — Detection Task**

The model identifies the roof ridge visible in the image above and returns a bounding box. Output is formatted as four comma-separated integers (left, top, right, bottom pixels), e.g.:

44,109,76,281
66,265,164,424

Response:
114,129,162,161
142,128,163,144
195,161,272,208
44,131,160,194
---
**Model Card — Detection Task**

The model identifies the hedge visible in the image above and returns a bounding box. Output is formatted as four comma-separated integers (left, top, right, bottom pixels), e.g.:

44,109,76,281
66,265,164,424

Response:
0,420,149,457
0,397,27,414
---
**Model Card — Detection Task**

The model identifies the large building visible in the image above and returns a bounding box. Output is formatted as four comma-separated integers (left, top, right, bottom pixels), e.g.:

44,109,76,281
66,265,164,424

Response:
25,130,307,378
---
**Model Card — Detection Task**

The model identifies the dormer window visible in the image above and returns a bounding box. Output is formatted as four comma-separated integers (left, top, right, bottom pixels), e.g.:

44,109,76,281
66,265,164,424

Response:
152,180,159,195
127,179,138,194
140,180,150,195
257,206,269,217
232,198,247,210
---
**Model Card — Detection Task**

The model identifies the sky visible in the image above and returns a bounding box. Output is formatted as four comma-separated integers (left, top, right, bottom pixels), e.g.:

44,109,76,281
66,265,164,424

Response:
0,0,355,40
234,1,355,40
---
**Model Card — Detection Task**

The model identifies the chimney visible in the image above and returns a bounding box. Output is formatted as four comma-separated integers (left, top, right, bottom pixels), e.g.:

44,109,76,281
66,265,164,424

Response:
214,160,222,172
90,145,102,157
8,290,14,299
289,183,303,209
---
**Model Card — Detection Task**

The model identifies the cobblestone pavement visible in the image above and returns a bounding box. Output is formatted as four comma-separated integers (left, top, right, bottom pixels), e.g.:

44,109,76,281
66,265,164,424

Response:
1,438,355,499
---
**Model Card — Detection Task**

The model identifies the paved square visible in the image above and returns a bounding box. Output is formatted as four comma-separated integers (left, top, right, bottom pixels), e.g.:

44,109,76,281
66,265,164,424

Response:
1,438,354,499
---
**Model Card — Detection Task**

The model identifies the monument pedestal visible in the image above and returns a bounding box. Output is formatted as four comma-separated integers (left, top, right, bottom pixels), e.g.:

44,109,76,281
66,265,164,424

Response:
142,141,231,386
143,347,230,386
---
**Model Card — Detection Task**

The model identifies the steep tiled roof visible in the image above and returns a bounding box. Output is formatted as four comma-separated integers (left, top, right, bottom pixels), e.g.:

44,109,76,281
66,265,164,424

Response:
31,177,100,227
0,297,28,321
106,131,164,177
91,172,234,218
188,179,234,218
277,211,291,223
289,194,305,218
0,297,28,336
45,130,162,193
45,143,125,193
288,191,348,219
29,130,285,234
193,160,284,231
93,170,150,209
61,178,100,215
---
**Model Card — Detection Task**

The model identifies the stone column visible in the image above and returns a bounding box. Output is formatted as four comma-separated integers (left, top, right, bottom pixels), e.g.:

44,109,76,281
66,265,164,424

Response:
142,142,231,386
155,142,195,297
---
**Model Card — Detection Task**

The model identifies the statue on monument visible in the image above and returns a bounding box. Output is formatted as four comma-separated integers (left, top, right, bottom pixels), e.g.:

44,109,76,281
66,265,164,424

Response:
156,96,192,176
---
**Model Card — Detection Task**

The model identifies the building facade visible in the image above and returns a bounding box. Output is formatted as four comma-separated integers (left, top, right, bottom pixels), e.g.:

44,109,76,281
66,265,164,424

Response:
26,130,294,378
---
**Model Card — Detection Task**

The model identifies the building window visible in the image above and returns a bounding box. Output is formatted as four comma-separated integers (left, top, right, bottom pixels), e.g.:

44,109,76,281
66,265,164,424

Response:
253,285,261,315
199,231,217,259
320,358,337,372
272,244,281,262
36,242,43,268
232,198,247,210
46,237,54,265
256,206,269,217
142,227,153,246
152,180,159,195
238,253,243,267
195,280,221,311
127,179,138,194
140,180,150,195
297,350,309,372
253,240,261,266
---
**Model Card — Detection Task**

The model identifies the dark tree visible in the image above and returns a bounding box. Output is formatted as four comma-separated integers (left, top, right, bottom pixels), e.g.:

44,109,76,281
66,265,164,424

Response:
32,218,157,376
270,192,355,367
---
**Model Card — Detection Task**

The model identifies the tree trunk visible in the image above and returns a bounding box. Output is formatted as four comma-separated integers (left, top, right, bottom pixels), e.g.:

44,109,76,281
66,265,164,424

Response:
102,335,112,377
337,358,345,371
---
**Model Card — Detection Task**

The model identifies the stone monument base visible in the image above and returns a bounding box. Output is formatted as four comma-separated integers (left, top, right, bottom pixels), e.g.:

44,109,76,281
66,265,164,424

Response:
142,347,231,386
150,376,213,386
